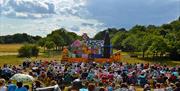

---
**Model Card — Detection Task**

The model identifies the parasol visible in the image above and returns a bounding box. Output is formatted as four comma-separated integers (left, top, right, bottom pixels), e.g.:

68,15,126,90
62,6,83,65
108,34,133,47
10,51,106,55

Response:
10,73,34,82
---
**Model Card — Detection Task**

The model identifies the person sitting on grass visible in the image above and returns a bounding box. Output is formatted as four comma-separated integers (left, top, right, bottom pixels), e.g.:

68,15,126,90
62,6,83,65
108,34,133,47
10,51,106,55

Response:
0,78,7,91
15,82,27,91
7,80,16,91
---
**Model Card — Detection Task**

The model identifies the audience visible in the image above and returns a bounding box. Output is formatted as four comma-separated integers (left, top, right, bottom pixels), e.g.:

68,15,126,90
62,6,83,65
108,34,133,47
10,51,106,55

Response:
0,59,179,91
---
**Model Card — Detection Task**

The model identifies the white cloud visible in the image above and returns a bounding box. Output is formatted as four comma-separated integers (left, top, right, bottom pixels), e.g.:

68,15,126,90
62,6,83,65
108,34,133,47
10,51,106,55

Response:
0,15,105,37
0,0,88,18
1,0,179,37
0,0,105,37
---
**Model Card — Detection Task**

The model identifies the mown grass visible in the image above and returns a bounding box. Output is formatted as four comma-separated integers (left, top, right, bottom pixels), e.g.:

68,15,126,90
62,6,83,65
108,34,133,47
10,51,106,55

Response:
121,52,180,66
0,44,179,67
0,54,62,66
0,55,23,66
0,53,179,67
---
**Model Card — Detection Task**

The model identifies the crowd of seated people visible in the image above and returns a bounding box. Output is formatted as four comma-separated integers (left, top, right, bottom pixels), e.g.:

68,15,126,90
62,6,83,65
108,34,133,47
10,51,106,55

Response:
0,59,179,91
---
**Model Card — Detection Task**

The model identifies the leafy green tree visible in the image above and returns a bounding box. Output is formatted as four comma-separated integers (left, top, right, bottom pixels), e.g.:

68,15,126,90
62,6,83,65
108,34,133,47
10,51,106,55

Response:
45,41,55,50
18,44,39,58
46,28,80,47
148,36,168,57
45,41,55,57
0,33,41,44
31,45,39,58
18,44,32,58
129,25,146,33
166,31,180,60
49,33,65,50
136,34,153,58
111,32,128,50
94,28,120,40
122,35,138,52
170,20,180,31
38,38,46,52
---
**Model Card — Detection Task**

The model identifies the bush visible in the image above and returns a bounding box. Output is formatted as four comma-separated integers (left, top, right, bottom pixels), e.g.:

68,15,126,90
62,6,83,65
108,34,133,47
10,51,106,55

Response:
18,44,39,57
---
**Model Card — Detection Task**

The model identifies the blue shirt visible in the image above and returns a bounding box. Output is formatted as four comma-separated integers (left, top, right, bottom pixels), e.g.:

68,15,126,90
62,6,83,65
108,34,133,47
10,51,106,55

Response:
8,84,17,91
15,87,28,91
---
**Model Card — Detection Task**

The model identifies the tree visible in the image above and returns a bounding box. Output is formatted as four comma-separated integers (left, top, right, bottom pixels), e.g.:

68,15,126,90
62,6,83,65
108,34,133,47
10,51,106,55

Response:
111,32,128,50
148,36,168,58
0,33,41,44
45,41,55,50
38,38,46,52
122,35,138,52
31,45,39,58
18,44,32,58
18,44,39,58
49,33,65,50
94,28,120,40
129,25,146,33
46,28,80,48
136,34,153,58
166,31,180,60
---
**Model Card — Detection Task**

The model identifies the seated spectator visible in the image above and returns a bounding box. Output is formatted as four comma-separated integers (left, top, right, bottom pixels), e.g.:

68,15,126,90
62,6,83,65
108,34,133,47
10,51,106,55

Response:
24,85,29,91
0,79,7,91
143,84,151,91
154,83,165,91
174,82,180,91
7,80,16,91
15,82,27,91
88,83,95,91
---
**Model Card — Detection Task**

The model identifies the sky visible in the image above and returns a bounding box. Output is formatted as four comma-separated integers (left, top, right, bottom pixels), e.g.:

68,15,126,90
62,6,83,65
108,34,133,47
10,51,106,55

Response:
0,0,180,37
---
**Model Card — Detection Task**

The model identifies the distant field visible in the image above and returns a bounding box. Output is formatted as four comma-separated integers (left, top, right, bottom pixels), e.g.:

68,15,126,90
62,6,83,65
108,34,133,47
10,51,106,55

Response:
0,44,23,52
0,53,179,67
0,44,44,53
0,44,179,66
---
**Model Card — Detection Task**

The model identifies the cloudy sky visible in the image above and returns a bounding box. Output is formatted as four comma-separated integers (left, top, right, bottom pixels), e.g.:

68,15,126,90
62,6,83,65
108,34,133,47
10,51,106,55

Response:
0,0,180,37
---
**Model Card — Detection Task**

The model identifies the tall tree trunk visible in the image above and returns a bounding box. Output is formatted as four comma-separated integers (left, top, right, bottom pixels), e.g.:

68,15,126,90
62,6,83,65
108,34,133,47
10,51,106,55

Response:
142,50,145,58
153,52,155,59
155,52,158,57
44,47,46,53
146,52,149,58
160,52,163,57
56,46,58,51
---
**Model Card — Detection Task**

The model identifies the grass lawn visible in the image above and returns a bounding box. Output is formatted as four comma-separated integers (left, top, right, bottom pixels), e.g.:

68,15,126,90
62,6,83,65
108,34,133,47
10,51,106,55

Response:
0,44,179,67
0,53,179,67
0,55,23,66
0,54,62,66
121,52,180,66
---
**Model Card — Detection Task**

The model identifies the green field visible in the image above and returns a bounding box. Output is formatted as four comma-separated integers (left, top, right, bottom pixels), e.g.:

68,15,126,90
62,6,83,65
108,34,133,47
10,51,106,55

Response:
0,44,179,67
121,54,180,66
0,55,62,66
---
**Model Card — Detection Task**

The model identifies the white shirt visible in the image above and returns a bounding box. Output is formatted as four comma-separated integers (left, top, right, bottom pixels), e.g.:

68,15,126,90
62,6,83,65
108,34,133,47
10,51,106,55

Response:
0,86,7,91
154,88,165,91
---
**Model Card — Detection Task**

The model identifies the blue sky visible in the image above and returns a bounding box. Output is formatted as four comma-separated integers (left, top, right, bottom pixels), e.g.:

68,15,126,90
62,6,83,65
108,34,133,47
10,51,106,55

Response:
0,0,180,37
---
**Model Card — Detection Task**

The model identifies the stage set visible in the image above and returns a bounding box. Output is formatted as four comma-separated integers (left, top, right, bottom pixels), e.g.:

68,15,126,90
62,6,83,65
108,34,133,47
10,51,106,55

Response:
62,31,121,63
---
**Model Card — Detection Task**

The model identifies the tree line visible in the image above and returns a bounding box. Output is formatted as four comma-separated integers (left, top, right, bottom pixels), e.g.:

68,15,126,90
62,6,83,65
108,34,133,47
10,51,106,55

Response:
94,17,180,60
1,18,179,60
18,28,81,57
37,28,81,52
0,33,41,44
